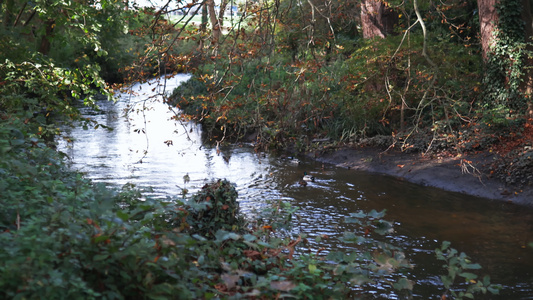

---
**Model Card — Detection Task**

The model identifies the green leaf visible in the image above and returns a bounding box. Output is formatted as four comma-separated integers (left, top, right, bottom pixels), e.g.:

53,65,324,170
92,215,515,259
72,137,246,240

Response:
440,275,453,289
243,234,257,242
393,277,414,291
441,241,451,251
93,235,110,243
459,272,478,281
487,284,502,294
257,241,274,248
344,217,362,224
116,210,129,221
215,230,241,242
94,254,109,261
350,274,372,285
308,264,318,274
368,209,386,219
347,211,366,219
192,234,207,241
10,129,24,140
482,275,491,286
342,232,357,241
326,251,343,262
10,138,25,146
464,263,482,270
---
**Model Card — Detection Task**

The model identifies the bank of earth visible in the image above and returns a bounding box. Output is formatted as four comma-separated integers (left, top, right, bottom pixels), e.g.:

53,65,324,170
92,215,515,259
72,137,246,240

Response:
310,144,533,207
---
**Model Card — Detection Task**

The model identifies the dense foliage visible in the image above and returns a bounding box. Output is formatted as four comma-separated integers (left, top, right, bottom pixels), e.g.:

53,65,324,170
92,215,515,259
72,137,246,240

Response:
167,0,482,150
163,0,532,174
0,118,500,297
479,0,532,128
0,0,526,298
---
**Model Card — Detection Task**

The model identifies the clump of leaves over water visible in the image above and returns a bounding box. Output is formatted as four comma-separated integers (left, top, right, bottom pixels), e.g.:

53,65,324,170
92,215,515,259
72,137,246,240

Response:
436,241,502,299
186,179,246,238
0,114,500,299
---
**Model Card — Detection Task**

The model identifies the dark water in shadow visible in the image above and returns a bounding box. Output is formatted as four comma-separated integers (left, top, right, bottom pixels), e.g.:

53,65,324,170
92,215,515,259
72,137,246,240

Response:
58,75,533,298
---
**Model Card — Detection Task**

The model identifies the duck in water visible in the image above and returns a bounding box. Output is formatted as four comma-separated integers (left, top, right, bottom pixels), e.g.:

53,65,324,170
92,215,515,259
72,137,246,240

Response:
302,171,315,182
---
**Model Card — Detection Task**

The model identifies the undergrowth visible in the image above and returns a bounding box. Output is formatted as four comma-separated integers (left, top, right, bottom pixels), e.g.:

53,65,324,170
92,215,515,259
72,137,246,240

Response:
168,29,483,155
0,110,501,299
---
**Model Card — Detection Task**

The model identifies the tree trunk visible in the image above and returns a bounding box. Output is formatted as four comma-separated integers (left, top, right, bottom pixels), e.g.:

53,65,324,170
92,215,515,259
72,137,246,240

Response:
206,0,221,45
218,0,229,28
38,19,55,55
3,0,14,28
477,0,498,61
521,0,533,98
13,2,27,26
478,0,533,114
360,0,397,39
201,1,208,31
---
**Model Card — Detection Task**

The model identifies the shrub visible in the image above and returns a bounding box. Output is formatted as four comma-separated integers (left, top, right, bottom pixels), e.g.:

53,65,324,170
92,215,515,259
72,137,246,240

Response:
186,179,246,238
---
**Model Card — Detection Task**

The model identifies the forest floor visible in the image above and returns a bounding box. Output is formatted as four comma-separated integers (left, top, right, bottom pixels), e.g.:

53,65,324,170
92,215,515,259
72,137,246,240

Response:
309,127,533,206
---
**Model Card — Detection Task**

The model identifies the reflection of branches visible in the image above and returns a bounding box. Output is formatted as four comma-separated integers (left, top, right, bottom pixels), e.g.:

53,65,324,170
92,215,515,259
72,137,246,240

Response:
121,87,155,164
120,76,199,163
166,102,194,143
136,97,150,163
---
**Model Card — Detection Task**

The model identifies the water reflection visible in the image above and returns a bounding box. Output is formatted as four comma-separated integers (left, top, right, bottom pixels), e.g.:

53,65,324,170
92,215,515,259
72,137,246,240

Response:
58,75,533,298
59,75,273,202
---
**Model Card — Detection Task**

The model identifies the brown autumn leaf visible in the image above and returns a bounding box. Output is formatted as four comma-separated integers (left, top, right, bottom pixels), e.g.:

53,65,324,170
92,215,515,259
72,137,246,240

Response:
214,283,227,293
243,250,262,260
160,235,176,246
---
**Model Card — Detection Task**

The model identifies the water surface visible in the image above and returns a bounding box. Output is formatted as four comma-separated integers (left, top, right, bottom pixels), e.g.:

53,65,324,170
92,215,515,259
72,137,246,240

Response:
58,75,533,298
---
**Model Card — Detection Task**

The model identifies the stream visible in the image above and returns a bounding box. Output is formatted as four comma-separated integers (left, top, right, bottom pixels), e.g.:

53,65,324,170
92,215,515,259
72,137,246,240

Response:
58,75,533,298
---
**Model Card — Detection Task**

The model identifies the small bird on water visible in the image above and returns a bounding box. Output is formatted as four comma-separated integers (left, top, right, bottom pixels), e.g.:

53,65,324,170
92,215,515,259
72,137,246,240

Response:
302,171,315,182
298,172,315,187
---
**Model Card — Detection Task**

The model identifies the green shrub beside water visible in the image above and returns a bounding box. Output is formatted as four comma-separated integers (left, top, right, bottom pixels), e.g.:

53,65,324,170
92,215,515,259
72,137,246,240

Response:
169,30,482,152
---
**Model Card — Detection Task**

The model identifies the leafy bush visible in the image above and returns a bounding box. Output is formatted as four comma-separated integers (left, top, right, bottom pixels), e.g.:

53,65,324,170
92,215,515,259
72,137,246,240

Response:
436,241,502,299
0,54,109,127
186,179,246,238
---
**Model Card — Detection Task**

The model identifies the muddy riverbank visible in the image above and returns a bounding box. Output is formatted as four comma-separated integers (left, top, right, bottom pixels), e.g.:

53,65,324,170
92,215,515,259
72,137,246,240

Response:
312,145,533,206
